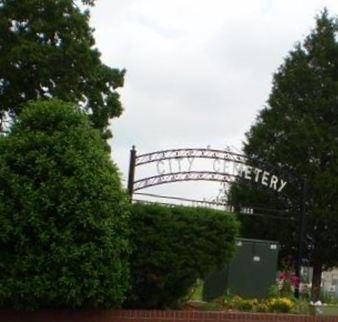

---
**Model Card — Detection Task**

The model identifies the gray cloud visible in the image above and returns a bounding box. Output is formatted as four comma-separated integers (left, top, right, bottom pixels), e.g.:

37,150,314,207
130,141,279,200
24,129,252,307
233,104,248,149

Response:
91,0,338,202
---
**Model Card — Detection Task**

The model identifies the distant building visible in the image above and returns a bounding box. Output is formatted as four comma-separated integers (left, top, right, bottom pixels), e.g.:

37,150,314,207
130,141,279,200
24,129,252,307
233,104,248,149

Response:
322,269,338,298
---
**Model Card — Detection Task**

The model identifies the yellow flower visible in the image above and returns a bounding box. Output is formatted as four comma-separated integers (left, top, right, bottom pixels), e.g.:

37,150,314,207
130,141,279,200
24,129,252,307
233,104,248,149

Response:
267,297,295,313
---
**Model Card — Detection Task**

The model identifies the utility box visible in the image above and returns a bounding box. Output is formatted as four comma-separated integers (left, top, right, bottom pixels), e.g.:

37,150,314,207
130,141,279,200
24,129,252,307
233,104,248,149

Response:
203,238,279,300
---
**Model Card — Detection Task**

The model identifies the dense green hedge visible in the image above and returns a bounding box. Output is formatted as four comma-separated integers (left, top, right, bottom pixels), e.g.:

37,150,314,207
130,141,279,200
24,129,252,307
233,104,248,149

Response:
125,203,239,309
0,100,131,309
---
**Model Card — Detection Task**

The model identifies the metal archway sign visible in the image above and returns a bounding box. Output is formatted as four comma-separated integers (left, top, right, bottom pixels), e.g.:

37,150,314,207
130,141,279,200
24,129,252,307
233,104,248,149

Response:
128,146,288,197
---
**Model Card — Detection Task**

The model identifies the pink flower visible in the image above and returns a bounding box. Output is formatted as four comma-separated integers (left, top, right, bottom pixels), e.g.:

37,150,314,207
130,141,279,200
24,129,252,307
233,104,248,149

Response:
279,271,300,287
279,272,291,281
291,275,300,287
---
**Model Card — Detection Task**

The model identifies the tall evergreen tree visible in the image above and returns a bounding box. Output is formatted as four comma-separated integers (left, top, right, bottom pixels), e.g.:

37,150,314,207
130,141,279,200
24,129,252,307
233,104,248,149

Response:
0,0,125,139
230,10,338,300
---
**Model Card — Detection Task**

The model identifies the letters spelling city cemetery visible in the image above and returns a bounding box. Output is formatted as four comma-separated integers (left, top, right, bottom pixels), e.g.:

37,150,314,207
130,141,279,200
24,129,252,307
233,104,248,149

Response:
155,157,287,192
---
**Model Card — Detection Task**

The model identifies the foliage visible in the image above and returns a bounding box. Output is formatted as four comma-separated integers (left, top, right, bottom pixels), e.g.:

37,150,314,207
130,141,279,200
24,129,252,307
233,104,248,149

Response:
278,257,300,297
191,292,309,314
125,203,239,309
278,273,298,297
197,301,224,311
229,9,338,299
319,290,338,304
267,297,295,313
230,297,259,312
0,0,125,139
0,100,131,309
269,258,311,301
293,299,312,315
189,279,204,301
217,295,301,314
268,284,281,298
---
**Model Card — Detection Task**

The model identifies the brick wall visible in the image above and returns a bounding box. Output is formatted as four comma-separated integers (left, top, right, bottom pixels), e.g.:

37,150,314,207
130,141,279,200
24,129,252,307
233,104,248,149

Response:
1,309,338,322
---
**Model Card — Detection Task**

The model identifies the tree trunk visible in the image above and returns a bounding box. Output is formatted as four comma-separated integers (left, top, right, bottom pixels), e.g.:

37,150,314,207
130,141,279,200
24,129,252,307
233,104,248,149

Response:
311,260,322,301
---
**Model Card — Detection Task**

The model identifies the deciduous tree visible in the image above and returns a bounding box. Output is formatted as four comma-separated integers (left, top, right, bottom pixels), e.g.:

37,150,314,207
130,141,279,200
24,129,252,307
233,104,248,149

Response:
0,0,125,139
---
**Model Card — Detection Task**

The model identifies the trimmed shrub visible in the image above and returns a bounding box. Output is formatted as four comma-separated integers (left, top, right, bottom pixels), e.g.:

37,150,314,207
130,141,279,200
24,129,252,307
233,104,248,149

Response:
125,203,239,309
0,100,131,309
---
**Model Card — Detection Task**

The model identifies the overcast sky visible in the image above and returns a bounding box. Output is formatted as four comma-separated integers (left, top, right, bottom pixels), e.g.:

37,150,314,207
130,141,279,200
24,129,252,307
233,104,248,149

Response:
89,0,338,204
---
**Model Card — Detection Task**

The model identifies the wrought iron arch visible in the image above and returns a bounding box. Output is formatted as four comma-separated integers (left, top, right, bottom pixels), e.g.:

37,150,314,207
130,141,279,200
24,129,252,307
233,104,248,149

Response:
128,146,289,197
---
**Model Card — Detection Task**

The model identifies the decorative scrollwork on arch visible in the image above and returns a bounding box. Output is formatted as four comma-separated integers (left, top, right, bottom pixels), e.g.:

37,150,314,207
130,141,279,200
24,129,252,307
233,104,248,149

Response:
133,171,237,191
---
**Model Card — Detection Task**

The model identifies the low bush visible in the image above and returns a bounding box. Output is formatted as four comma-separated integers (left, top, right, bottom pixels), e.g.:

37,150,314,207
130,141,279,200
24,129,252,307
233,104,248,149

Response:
223,296,260,312
266,297,295,313
219,295,305,314
125,203,239,309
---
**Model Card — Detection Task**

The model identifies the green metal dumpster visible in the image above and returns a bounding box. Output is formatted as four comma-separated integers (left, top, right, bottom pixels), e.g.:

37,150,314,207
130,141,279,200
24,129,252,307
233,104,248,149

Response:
203,238,279,301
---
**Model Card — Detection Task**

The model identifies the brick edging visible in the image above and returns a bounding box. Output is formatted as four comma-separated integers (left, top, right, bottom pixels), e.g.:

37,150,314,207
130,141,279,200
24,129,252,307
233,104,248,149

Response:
0,309,334,322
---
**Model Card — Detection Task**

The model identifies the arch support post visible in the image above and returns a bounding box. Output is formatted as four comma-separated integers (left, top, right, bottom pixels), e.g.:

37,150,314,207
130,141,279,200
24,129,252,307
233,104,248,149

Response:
128,145,137,201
